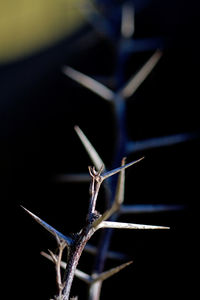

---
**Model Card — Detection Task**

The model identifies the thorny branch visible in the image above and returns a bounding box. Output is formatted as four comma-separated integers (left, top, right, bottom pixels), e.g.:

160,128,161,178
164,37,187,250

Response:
23,157,169,300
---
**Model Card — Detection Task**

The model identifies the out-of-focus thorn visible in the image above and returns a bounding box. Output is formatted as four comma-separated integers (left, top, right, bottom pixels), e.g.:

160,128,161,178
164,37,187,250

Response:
21,206,72,246
41,251,92,284
55,173,90,183
62,66,114,102
84,243,128,261
96,220,170,230
118,49,162,99
126,132,200,154
41,252,131,285
74,125,105,172
75,269,92,284
92,261,133,283
101,157,144,181
120,204,186,214
121,1,135,38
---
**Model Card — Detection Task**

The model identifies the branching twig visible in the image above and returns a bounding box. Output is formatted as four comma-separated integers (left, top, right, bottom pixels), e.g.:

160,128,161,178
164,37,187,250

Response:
23,157,169,300
49,239,67,298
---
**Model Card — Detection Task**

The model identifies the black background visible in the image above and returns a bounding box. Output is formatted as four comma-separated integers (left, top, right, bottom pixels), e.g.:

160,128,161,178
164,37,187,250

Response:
1,1,200,299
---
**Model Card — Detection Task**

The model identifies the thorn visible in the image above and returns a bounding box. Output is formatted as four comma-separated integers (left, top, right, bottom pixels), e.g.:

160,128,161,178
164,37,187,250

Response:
120,204,186,214
54,173,91,183
96,221,170,230
74,126,105,172
102,157,144,181
126,132,200,154
121,1,135,38
92,261,133,283
62,66,114,101
75,270,92,285
118,49,162,99
21,206,72,246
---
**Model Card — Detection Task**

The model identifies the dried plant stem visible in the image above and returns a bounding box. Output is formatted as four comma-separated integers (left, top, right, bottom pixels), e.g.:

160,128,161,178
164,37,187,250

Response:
88,95,128,300
61,166,106,300
62,228,95,300
50,239,67,298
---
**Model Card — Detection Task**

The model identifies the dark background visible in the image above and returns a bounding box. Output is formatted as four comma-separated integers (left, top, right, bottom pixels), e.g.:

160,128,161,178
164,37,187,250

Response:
1,1,199,299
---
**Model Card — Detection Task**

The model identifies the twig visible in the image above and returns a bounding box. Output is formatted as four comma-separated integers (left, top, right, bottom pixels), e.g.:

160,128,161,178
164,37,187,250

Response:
23,159,169,300
51,240,67,298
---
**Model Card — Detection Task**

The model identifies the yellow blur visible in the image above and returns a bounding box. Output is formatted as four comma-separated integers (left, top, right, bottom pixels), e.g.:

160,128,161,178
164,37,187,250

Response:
0,0,87,63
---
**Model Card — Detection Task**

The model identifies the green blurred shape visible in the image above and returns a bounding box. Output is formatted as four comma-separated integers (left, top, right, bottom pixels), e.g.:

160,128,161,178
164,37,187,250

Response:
0,0,87,63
